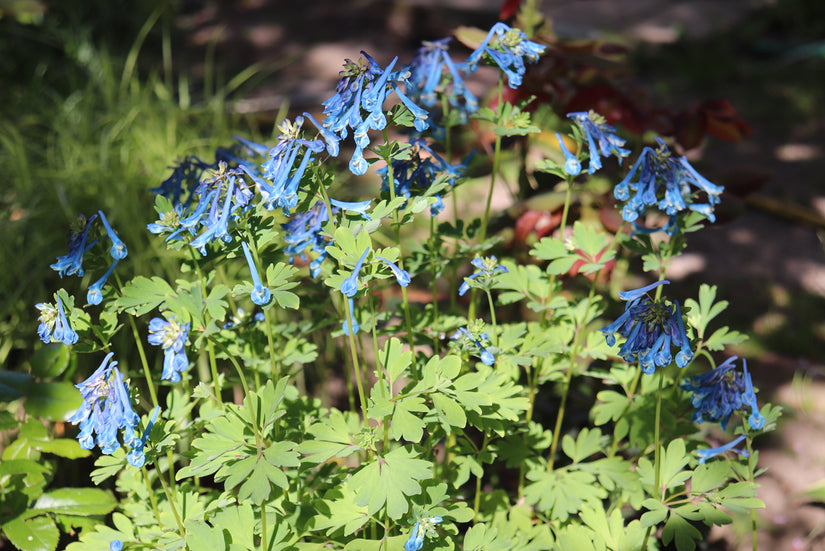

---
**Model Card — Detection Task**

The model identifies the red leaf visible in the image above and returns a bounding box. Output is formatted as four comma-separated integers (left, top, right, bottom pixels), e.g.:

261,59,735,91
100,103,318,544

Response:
499,0,521,21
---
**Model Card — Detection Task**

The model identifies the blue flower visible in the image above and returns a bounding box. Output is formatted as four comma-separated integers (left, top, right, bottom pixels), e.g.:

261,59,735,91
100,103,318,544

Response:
466,23,545,88
97,210,128,260
408,38,478,115
567,111,631,174
110,540,123,551
241,241,272,306
36,294,78,345
458,256,508,296
329,198,372,220
600,280,694,373
151,155,214,207
87,258,120,305
68,352,141,455
378,137,467,216
697,434,749,464
682,356,764,431
404,516,443,551
320,52,430,175
51,214,99,278
340,248,370,298
451,326,495,366
282,201,331,278
376,256,411,287
147,203,185,236
614,137,724,234
556,133,581,176
147,316,190,383
249,117,326,215
127,406,160,468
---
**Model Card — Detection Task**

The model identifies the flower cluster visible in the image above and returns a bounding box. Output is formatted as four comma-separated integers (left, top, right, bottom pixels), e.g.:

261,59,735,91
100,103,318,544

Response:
614,137,724,234
67,353,143,464
451,325,496,366
36,294,78,346
282,201,331,278
681,356,765,431
404,516,443,551
466,22,545,88
458,256,508,296
320,53,429,175
147,316,190,383
407,37,478,132
600,280,693,374
567,111,631,174
379,137,467,215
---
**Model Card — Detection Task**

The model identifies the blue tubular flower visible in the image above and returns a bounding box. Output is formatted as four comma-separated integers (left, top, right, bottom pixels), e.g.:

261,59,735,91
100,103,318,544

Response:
321,52,430,175
451,326,496,366
614,138,725,234
458,256,509,297
600,280,693,374
556,133,582,176
36,294,78,345
466,23,545,88
282,201,331,278
147,316,190,383
697,434,749,464
127,406,160,468
340,248,370,298
330,198,372,220
51,214,99,278
68,353,140,455
87,258,120,306
404,516,443,551
342,297,359,336
408,38,478,114
110,541,123,551
681,356,764,431
254,117,326,215
98,210,127,260
376,256,411,287
241,241,271,306
567,111,631,174
378,137,467,216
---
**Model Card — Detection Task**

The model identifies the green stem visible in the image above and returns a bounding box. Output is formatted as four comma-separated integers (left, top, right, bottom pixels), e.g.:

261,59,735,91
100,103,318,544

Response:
745,435,758,551
188,249,222,404
246,233,280,380
547,276,599,471
368,291,391,452
382,128,416,363
540,176,574,325
141,467,163,528
154,458,186,538
429,215,441,355
125,312,159,409
344,297,369,426
484,290,498,346
640,369,666,551
472,434,489,524
261,503,268,551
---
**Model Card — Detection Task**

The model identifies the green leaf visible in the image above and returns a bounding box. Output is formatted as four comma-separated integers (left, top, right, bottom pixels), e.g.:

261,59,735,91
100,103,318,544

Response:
2,515,59,551
391,396,428,442
661,512,701,551
32,488,117,516
184,519,225,551
28,344,70,379
265,262,301,309
312,485,370,536
25,381,82,421
350,446,433,519
114,276,177,316
704,326,747,351
562,427,603,464
592,390,630,426
530,237,578,275
211,504,256,551
297,409,363,464
690,462,731,494
524,468,607,521
684,284,727,340
28,437,89,459
432,393,467,429
379,337,412,389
